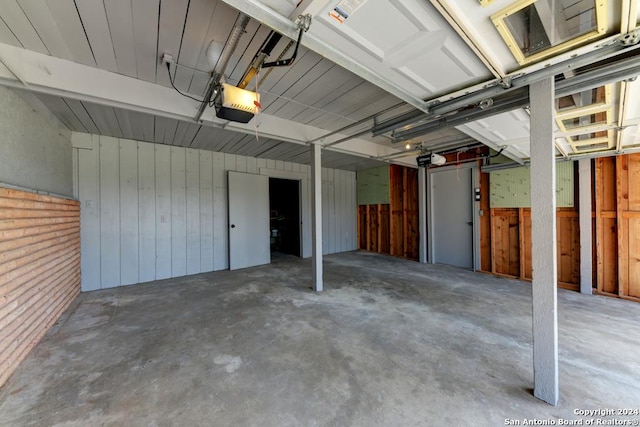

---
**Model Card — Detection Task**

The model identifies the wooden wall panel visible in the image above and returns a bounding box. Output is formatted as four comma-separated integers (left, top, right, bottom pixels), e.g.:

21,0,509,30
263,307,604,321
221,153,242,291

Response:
612,154,640,300
357,203,390,255
137,142,156,283
388,211,402,256
479,172,492,272
389,166,404,257
600,218,619,293
490,207,579,290
358,205,367,250
491,209,520,277
628,218,640,298
170,147,187,278
595,157,619,295
0,187,81,388
212,152,227,271
357,165,418,261
155,144,172,280
557,210,580,286
404,168,419,260
185,149,201,275
379,204,390,254
99,137,120,288
119,140,139,286
367,204,379,253
199,151,214,273
73,133,357,290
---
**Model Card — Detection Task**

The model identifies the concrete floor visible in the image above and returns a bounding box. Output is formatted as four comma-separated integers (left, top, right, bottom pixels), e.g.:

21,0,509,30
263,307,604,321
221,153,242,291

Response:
1,252,639,427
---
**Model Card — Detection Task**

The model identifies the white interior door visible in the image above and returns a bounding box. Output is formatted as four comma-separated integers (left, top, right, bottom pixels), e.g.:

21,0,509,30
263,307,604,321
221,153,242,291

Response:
228,171,270,270
431,168,473,269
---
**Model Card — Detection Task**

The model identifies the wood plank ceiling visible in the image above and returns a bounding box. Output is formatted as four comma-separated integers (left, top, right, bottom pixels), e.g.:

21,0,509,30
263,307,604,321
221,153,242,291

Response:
1,0,638,167
0,0,400,170
0,0,477,170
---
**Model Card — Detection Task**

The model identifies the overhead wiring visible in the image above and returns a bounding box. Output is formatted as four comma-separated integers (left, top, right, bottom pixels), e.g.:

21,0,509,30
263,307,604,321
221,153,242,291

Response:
166,63,208,103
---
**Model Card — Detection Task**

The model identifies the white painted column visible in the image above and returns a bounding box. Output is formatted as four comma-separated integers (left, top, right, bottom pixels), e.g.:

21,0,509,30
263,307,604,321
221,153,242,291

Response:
311,143,323,292
578,159,593,294
418,166,428,263
530,77,559,406
426,169,433,264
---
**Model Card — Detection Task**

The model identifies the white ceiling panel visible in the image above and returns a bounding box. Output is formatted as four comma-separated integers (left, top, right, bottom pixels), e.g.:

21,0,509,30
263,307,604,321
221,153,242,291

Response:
304,0,492,99
104,0,137,78
36,94,87,133
44,0,95,66
171,0,217,92
226,23,274,84
16,0,73,60
156,0,191,88
131,0,160,83
114,108,134,140
64,99,100,135
0,0,48,55
74,0,118,72
619,79,640,149
0,17,21,48
456,109,532,160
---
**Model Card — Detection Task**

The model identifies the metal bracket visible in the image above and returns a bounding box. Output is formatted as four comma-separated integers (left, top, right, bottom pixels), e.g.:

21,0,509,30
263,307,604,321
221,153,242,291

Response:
478,98,494,110
619,28,640,46
296,14,312,32
498,76,512,89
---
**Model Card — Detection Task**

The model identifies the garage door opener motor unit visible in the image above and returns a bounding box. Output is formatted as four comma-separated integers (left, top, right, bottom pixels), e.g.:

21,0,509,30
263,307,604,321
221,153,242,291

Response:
213,83,260,123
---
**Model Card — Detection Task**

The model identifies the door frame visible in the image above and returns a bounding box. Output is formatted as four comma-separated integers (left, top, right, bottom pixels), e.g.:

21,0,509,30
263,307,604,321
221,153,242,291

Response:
427,163,480,270
269,177,302,258
259,168,307,259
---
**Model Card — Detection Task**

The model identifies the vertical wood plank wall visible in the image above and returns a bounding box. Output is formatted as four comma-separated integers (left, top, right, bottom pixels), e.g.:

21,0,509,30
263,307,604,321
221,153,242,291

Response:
481,160,581,290
595,154,640,301
479,171,492,272
357,165,419,261
483,154,640,300
73,133,357,291
488,207,580,290
0,187,81,388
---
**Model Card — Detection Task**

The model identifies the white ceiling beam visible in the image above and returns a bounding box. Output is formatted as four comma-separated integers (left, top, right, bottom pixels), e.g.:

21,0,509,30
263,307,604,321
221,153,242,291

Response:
0,42,409,164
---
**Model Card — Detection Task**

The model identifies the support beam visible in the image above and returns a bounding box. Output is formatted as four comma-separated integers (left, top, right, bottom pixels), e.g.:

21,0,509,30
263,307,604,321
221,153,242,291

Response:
0,42,409,164
418,167,427,263
426,169,434,264
529,77,559,406
578,159,593,295
310,143,323,292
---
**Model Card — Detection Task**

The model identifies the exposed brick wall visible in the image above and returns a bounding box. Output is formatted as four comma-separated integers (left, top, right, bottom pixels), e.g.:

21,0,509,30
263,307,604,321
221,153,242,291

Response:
0,187,80,388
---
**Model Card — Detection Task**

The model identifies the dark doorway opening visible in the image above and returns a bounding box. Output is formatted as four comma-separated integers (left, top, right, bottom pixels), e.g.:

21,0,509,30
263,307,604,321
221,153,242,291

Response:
269,178,301,257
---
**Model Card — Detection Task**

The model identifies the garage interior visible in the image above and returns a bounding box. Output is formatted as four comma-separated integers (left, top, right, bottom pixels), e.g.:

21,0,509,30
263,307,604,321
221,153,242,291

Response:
1,0,640,425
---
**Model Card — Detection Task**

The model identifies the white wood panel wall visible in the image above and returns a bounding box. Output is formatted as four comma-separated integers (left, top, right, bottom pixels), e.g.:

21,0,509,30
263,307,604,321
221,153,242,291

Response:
71,132,356,291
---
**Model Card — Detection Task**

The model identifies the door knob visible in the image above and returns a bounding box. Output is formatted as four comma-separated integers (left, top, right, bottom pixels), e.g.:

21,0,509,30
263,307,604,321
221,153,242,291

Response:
231,224,236,228
467,222,473,226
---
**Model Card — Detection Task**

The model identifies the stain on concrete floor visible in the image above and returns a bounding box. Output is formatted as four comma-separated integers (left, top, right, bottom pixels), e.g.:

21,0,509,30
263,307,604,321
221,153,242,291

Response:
1,252,639,426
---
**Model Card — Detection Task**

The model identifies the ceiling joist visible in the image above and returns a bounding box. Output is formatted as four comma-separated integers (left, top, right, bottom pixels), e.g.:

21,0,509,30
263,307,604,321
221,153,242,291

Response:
0,42,414,167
